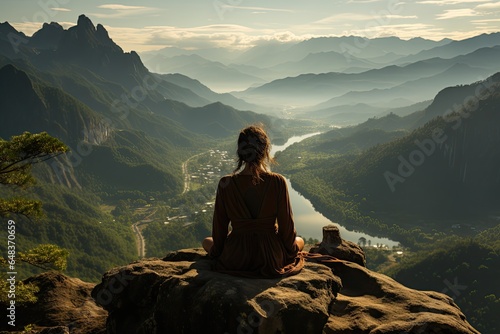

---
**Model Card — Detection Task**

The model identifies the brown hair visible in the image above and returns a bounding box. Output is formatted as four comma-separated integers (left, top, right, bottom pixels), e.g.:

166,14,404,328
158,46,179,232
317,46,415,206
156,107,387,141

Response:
233,124,276,184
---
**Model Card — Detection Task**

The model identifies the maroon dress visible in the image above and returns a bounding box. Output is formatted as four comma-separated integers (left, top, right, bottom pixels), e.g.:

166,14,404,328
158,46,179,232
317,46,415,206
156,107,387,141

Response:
209,172,304,278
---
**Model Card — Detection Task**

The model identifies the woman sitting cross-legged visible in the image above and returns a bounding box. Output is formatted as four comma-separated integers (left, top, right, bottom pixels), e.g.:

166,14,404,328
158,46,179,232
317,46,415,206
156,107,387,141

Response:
202,124,305,278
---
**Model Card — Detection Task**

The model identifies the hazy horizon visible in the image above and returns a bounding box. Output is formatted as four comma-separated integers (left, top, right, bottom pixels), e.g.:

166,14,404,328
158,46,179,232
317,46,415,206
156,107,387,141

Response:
1,0,500,53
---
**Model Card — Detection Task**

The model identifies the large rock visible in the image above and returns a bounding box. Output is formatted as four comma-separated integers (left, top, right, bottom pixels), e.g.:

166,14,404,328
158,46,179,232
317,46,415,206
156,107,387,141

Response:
326,260,479,333
91,248,479,334
4,231,479,334
92,248,341,333
0,271,106,334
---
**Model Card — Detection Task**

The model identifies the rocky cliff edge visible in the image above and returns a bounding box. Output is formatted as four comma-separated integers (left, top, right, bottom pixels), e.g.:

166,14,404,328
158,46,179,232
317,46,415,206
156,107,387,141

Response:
1,226,479,334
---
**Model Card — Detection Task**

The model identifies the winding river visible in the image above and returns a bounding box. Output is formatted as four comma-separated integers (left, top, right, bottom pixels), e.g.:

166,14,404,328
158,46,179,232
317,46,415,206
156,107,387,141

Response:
271,133,399,247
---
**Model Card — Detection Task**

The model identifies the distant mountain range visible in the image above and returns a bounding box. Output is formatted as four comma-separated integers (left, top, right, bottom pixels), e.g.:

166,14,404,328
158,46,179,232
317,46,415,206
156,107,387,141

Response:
234,45,499,121
0,15,286,280
233,36,452,68
141,32,499,124
277,72,500,222
1,13,499,287
145,54,266,93
141,33,498,93
394,32,500,65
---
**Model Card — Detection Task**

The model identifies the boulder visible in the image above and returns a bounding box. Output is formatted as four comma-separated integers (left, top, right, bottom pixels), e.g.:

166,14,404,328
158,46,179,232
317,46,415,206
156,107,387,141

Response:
3,229,479,334
0,271,106,334
91,248,479,333
92,248,342,333
326,260,479,333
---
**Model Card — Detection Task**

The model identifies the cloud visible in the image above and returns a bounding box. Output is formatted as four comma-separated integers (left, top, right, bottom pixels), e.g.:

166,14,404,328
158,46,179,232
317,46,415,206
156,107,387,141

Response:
347,0,381,3
475,2,500,11
417,0,488,4
436,8,479,19
472,18,500,23
315,13,377,25
98,4,150,10
100,23,313,53
51,8,71,12
218,5,294,13
92,4,158,18
385,15,418,19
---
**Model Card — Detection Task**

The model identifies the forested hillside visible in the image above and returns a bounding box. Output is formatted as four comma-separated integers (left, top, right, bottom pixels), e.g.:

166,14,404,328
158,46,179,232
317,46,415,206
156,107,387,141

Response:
275,73,500,332
388,236,500,333
277,73,500,241
0,16,282,282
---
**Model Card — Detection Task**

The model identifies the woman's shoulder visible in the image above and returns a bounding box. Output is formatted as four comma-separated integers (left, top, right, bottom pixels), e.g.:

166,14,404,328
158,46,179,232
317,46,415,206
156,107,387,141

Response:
218,172,286,185
217,175,234,189
265,172,287,184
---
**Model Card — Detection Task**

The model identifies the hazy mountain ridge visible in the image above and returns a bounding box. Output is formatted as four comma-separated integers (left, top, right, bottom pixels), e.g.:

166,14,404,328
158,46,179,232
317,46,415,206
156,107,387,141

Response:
264,50,378,77
0,15,265,113
0,15,282,282
142,32,499,124
238,46,499,111
157,72,262,111
234,35,452,68
394,32,500,65
278,72,500,224
141,35,454,91
145,53,266,92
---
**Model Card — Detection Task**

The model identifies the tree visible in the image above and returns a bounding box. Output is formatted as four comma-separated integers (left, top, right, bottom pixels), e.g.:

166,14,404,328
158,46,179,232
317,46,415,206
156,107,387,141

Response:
0,132,69,303
358,237,367,247
0,131,69,217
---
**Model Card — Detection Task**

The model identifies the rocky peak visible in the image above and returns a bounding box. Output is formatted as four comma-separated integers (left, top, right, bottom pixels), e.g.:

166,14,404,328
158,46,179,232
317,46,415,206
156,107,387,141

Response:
57,14,122,55
0,21,20,37
0,22,28,55
76,14,96,34
30,22,64,49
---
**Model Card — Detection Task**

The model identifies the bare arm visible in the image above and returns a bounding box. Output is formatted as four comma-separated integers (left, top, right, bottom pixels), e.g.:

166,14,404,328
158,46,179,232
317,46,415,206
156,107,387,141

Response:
276,175,299,256
209,177,230,257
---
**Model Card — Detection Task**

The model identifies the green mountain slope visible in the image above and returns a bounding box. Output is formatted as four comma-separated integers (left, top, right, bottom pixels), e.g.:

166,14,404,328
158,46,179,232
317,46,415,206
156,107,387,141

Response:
276,74,500,333
0,65,186,280
389,238,500,333
4,181,138,282
0,16,284,282
277,73,500,242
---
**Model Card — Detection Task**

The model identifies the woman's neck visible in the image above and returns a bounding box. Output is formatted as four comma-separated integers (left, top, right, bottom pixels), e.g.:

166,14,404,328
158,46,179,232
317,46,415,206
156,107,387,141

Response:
239,164,266,175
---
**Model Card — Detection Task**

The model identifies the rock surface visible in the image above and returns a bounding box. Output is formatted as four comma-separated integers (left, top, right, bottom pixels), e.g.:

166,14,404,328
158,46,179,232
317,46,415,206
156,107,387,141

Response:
0,272,106,334
92,248,341,333
325,260,479,333
90,248,479,334
2,234,479,334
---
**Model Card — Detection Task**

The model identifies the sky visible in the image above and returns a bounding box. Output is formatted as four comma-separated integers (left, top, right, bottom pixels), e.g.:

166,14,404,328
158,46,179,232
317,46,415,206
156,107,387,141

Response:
1,0,500,53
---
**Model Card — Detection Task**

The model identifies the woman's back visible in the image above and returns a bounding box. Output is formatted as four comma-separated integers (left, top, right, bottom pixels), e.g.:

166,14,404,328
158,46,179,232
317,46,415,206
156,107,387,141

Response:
203,124,304,278
209,173,303,278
